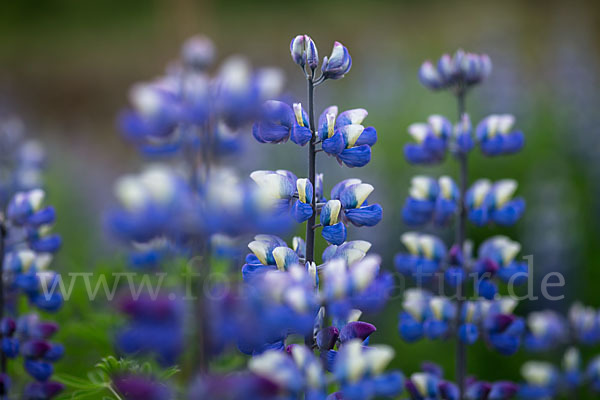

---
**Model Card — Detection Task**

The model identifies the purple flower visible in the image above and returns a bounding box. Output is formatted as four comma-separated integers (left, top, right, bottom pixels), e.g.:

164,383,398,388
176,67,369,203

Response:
322,42,352,80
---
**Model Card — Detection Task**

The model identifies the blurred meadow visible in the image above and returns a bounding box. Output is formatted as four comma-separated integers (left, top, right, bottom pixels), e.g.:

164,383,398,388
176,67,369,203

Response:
1,0,600,397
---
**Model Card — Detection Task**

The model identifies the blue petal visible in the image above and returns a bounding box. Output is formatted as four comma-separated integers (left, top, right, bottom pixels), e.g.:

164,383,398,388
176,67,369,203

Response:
478,279,498,300
423,320,449,339
344,204,382,227
373,372,404,397
492,198,525,226
291,200,313,223
253,122,290,143
339,321,376,343
355,126,377,147
337,145,371,167
322,131,345,155
241,263,276,282
459,323,479,344
322,223,347,245
291,125,313,146
398,312,424,342
24,360,53,381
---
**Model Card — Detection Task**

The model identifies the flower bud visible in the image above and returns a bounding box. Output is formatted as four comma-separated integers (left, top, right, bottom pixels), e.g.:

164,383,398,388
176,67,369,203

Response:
321,41,352,80
181,35,215,70
290,35,318,70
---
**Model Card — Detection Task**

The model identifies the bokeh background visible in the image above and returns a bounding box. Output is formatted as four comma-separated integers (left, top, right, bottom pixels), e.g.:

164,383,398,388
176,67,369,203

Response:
1,0,599,397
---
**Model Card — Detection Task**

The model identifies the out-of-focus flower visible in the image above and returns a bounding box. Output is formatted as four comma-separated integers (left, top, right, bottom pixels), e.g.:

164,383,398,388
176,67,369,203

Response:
252,101,312,146
404,115,452,165
466,179,525,226
402,175,459,226
419,50,492,91
320,255,392,320
473,236,527,299
568,302,600,345
181,35,215,70
395,233,446,281
330,339,403,400
475,114,524,156
518,361,560,400
113,374,172,400
524,310,568,351
116,294,184,366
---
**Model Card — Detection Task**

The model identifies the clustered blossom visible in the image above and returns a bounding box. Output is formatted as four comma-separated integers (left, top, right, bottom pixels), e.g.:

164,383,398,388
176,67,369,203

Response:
398,290,524,355
418,49,492,91
396,49,525,400
404,363,518,400
395,233,528,299
515,303,600,398
120,35,283,156
403,113,523,165
0,117,64,400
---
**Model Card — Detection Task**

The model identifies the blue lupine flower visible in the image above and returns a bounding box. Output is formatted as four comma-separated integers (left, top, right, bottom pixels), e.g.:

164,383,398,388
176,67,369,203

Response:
473,236,528,298
322,240,371,266
249,347,325,399
398,289,430,342
116,294,184,366
321,41,352,80
320,255,392,320
587,355,600,392
402,175,459,226
466,179,525,226
317,107,377,167
242,235,302,281
518,361,560,399
484,312,525,356
454,113,474,154
238,265,320,354
562,347,582,389
405,370,457,400
524,310,568,351
320,200,347,245
476,114,524,156
290,34,318,70
332,339,404,400
404,115,452,164
323,180,382,242
252,100,312,146
399,291,456,342
419,50,492,91
568,302,600,345
395,232,447,281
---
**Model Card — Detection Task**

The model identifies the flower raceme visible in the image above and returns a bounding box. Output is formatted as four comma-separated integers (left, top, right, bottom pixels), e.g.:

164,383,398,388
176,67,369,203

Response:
418,49,492,91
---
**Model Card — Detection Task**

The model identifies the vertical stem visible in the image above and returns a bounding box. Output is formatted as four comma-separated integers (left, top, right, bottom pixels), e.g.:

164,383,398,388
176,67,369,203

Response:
304,76,317,348
304,77,316,264
455,89,467,400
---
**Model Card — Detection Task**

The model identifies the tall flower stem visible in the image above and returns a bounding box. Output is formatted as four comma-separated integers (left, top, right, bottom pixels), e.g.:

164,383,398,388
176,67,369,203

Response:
455,88,467,400
305,76,317,264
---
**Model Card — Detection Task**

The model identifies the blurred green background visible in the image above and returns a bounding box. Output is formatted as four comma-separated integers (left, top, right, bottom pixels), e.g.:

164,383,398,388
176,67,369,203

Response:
1,0,600,397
